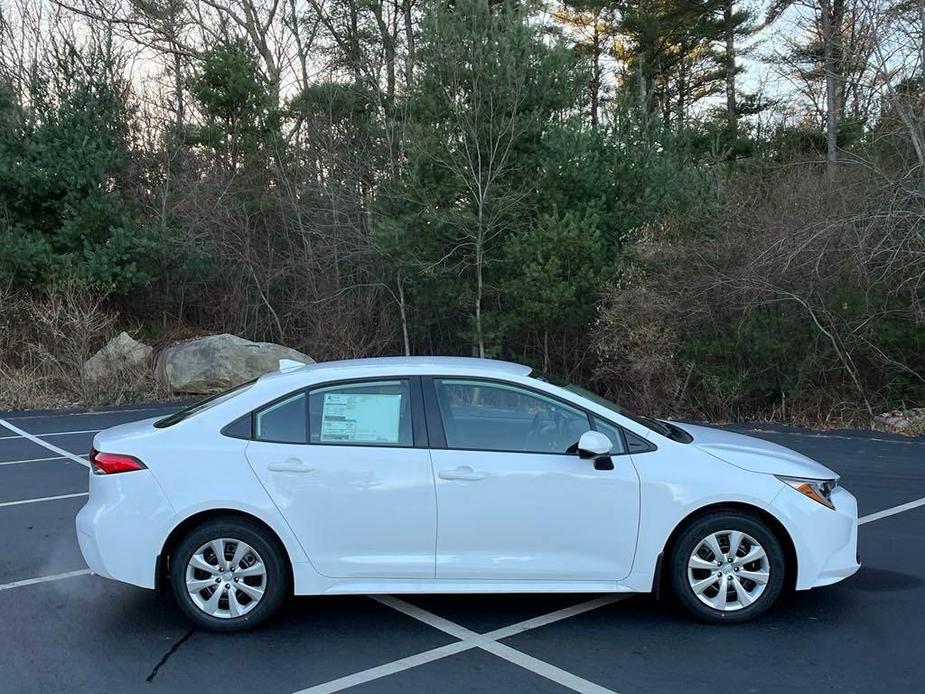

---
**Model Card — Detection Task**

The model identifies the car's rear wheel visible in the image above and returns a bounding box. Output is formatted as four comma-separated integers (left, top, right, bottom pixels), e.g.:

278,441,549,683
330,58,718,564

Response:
668,511,786,623
170,517,288,631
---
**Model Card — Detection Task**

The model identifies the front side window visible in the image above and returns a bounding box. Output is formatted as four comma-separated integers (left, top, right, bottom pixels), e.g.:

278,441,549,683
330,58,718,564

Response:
309,380,413,446
530,369,691,444
434,379,590,454
591,416,628,456
255,392,307,443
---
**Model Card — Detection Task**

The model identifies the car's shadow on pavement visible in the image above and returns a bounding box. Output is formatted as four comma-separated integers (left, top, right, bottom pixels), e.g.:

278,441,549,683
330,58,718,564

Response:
846,566,924,592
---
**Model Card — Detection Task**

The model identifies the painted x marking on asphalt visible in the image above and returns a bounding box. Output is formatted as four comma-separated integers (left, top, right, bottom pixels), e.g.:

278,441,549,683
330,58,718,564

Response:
296,595,625,694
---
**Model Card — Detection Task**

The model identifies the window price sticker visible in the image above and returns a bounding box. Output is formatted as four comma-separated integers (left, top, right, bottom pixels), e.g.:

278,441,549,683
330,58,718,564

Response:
320,392,402,443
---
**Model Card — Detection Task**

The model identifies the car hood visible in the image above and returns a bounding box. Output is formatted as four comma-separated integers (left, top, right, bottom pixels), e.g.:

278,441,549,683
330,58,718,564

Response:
678,423,838,479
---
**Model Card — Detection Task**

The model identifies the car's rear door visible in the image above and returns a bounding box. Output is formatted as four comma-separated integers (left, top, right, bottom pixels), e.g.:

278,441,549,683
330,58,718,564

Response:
246,377,437,579
425,376,640,581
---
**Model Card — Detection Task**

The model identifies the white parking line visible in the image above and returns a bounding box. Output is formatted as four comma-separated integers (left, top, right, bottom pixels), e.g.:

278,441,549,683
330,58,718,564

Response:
295,595,624,694
0,428,99,440
859,496,925,525
374,595,621,693
0,455,75,467
0,569,91,592
374,594,475,639
295,641,473,694
482,595,621,640
296,494,925,693
0,492,88,508
0,418,91,467
479,640,616,694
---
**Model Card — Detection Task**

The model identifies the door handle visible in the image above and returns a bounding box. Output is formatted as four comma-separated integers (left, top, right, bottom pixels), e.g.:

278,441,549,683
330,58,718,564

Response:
438,466,486,481
268,458,314,473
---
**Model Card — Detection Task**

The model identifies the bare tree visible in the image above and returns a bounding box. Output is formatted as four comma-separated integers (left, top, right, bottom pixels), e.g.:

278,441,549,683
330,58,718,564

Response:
411,42,529,357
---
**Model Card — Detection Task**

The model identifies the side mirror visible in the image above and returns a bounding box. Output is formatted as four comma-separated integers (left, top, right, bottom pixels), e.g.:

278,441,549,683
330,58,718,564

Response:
577,431,614,471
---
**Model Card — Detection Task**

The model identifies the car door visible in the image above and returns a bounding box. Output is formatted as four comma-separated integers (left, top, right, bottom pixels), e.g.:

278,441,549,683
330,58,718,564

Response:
246,377,437,579
425,377,640,582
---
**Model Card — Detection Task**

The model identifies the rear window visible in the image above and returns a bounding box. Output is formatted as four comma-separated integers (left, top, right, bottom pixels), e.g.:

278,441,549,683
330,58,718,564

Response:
154,379,256,428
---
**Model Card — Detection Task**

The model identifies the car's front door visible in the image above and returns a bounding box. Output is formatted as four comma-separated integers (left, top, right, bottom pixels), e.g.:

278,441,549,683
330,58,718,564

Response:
246,377,436,579
426,377,640,581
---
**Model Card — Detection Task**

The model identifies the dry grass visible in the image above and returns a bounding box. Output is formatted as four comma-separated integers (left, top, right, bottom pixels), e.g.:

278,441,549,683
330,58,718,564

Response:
0,283,167,410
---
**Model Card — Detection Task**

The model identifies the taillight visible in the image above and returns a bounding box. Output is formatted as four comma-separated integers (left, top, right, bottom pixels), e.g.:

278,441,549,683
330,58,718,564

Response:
89,449,147,475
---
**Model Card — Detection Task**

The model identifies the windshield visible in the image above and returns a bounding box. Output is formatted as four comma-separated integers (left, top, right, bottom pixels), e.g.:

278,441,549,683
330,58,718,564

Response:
529,370,692,443
154,379,256,428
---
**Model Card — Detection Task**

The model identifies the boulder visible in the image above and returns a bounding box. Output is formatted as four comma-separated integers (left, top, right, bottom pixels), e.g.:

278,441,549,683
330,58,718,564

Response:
82,332,153,384
156,333,313,394
873,408,925,435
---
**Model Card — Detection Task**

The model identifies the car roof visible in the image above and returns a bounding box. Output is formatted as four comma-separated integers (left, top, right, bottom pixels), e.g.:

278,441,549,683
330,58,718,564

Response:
261,356,533,385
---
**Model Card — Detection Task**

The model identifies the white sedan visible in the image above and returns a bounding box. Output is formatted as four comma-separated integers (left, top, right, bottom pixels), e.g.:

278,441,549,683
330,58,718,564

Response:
76,357,859,631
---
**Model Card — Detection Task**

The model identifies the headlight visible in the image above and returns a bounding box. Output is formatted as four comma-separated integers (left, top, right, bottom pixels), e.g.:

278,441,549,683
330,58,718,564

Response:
776,476,838,509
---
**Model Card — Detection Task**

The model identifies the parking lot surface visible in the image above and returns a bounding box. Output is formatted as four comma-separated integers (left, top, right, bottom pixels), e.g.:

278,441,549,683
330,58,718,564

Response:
1,404,923,693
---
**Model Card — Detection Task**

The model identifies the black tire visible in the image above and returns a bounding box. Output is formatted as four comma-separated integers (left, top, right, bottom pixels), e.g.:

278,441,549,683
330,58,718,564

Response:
668,511,786,623
170,517,289,632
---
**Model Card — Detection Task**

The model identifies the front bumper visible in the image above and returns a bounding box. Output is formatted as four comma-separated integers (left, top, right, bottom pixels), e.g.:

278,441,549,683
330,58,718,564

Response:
75,469,175,589
812,501,860,587
771,485,860,590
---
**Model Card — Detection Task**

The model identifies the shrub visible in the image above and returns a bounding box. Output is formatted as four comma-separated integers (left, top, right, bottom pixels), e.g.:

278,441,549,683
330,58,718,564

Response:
0,284,161,409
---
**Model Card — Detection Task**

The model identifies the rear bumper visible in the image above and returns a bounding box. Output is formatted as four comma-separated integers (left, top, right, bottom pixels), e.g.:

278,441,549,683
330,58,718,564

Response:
772,485,860,590
75,470,175,589
76,524,110,580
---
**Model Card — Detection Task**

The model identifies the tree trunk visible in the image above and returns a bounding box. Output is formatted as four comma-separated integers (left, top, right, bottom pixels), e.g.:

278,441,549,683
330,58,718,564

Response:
349,1,362,86
676,58,686,126
173,49,184,132
372,1,396,114
543,329,549,372
637,58,647,119
833,0,846,118
920,0,925,89
724,0,737,137
397,271,411,356
590,12,601,127
404,0,415,88
474,233,485,359
821,0,838,181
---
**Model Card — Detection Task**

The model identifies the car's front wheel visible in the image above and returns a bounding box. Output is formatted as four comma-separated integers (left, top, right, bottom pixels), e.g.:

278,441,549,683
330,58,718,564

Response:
668,511,786,623
170,517,288,631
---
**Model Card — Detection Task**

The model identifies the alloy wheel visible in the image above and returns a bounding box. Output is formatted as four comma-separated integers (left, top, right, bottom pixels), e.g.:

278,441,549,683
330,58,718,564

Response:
185,538,267,619
687,529,771,611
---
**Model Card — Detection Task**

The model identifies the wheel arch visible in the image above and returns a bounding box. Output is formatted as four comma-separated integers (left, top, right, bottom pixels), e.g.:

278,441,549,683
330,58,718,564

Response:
654,502,798,598
156,509,294,593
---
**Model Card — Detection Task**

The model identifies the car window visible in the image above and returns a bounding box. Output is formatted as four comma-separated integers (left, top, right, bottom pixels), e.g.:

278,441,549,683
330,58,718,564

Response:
155,379,256,428
255,392,307,443
529,370,691,443
434,379,590,454
591,417,628,455
309,380,412,446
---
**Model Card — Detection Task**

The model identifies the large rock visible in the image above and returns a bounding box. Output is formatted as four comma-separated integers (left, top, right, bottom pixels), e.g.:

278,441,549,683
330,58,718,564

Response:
82,332,153,384
873,408,925,435
156,333,313,394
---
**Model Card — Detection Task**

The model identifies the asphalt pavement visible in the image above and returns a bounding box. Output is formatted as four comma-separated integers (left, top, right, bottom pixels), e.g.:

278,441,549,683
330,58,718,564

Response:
0,404,922,693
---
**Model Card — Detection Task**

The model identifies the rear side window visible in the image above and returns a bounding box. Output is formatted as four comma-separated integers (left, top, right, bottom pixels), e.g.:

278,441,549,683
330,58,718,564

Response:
309,380,412,446
255,393,307,443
